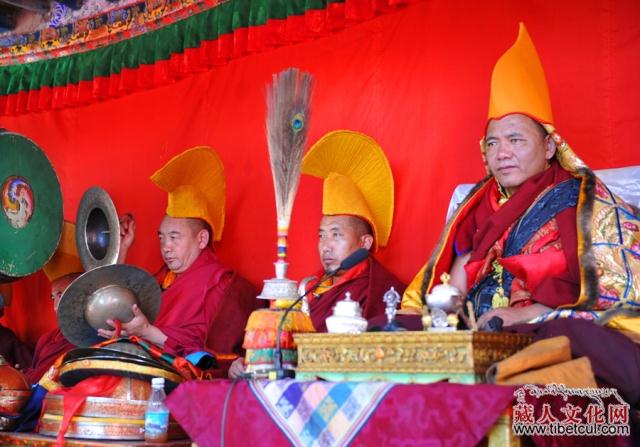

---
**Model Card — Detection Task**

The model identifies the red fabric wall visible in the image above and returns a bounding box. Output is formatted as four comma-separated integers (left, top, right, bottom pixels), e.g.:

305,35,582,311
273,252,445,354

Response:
2,0,640,346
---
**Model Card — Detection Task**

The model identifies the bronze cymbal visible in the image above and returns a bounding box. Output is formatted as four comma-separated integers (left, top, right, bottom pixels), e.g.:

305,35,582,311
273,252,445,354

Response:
75,186,120,271
57,264,161,347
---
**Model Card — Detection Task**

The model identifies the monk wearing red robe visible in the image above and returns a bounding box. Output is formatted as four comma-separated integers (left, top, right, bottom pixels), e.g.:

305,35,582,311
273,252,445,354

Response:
24,272,78,384
402,24,640,332
100,147,257,360
308,215,405,332
301,131,406,332
229,131,405,378
402,24,640,406
25,221,83,384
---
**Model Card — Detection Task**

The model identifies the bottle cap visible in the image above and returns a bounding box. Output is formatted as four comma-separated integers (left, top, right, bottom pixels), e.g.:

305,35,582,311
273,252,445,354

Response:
151,377,165,387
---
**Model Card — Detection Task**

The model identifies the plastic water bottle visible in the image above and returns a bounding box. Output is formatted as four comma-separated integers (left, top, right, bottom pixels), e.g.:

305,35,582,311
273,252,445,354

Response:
144,377,170,443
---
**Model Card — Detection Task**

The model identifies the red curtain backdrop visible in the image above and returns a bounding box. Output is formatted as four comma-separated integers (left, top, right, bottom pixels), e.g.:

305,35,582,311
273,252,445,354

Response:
2,0,640,345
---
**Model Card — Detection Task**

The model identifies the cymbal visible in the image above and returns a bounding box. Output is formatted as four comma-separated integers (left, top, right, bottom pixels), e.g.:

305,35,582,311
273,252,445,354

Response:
76,186,120,271
57,264,161,347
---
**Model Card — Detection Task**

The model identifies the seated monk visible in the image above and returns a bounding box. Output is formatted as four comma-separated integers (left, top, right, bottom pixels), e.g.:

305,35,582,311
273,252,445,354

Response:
402,24,640,406
102,147,257,363
300,130,406,332
25,272,80,384
24,221,82,384
229,131,406,378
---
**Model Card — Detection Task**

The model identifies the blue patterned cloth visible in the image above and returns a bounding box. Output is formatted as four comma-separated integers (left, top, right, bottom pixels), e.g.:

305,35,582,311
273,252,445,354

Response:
250,380,393,447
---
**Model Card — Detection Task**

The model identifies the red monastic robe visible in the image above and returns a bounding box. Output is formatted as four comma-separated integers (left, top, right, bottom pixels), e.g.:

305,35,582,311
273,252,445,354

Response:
154,248,257,357
24,328,72,384
454,162,580,309
309,257,406,332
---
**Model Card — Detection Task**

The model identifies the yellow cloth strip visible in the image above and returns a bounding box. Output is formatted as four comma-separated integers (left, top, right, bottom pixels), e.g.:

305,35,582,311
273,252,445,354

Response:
41,413,144,425
487,336,571,383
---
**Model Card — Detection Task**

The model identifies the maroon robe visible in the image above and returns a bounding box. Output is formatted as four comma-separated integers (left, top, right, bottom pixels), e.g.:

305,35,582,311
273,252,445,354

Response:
309,257,406,332
454,161,580,308
24,328,72,384
0,324,32,372
154,248,256,357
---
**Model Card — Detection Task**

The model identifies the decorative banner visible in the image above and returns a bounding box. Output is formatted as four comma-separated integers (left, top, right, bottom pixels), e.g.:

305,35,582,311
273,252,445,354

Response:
0,0,419,116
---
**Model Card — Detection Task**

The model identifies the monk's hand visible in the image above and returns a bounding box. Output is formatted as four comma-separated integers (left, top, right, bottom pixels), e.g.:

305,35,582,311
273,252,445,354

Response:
117,213,136,263
98,320,128,338
476,303,551,330
98,319,128,339
120,304,151,337
97,304,148,339
121,304,168,347
228,357,246,379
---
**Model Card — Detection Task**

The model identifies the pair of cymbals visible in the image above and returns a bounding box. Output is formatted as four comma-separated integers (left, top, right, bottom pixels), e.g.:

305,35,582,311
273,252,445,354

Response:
58,181,161,347
1,130,162,349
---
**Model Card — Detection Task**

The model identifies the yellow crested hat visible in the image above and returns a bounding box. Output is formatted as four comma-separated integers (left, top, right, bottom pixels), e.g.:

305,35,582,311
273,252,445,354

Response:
42,221,84,281
150,147,225,242
302,130,394,250
488,23,553,125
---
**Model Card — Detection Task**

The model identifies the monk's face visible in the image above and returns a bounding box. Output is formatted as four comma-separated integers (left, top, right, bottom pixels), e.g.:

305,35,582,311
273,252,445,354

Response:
51,273,78,313
485,114,556,195
318,215,372,274
158,215,209,274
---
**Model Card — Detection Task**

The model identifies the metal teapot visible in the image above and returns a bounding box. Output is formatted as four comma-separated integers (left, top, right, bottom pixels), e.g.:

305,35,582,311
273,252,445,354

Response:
425,273,463,313
422,273,463,330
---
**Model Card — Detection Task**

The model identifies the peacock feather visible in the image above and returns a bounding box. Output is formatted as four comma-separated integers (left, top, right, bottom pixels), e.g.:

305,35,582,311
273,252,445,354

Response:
266,68,314,232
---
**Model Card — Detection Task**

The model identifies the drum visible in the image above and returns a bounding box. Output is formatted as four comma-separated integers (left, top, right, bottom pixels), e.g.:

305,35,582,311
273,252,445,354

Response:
0,130,62,282
38,376,187,440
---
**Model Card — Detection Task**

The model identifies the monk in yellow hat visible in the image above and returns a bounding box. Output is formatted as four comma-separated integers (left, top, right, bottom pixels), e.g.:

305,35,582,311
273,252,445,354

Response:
102,147,257,363
229,130,406,378
300,130,406,332
402,23,640,406
24,221,82,383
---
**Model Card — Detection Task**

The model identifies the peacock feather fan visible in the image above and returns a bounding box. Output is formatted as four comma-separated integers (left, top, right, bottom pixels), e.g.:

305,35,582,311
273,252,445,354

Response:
266,68,315,230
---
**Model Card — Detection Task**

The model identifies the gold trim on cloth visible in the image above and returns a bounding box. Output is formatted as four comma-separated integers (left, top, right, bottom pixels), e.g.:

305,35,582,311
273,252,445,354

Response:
295,331,532,375
58,360,184,384
41,414,144,425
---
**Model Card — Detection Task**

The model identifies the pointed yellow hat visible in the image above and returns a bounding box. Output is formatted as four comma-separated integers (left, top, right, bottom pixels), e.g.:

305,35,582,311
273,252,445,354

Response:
488,23,553,124
150,147,225,242
302,130,394,250
43,221,84,281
